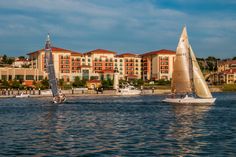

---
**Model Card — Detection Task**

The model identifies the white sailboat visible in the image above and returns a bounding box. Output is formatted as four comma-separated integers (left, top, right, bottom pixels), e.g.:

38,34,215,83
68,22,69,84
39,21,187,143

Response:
162,26,216,104
45,34,66,104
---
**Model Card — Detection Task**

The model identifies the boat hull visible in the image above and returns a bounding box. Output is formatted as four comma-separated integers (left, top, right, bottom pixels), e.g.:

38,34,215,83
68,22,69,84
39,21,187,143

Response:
15,94,30,98
162,97,216,104
116,90,141,95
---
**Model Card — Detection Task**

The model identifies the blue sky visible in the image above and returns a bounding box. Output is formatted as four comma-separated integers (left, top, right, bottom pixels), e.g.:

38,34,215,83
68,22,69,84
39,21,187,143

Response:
0,0,236,58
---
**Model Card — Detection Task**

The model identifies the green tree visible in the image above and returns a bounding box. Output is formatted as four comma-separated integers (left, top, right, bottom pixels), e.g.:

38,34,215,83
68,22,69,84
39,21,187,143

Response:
1,54,14,65
41,78,49,89
72,76,86,87
59,78,64,88
102,79,113,89
11,79,21,89
131,79,144,86
1,79,10,88
18,56,26,60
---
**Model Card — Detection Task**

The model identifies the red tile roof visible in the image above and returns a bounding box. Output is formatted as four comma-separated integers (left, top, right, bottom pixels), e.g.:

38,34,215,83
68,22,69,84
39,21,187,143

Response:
222,69,236,74
142,49,176,56
218,60,236,66
85,49,117,55
116,53,140,57
27,47,81,55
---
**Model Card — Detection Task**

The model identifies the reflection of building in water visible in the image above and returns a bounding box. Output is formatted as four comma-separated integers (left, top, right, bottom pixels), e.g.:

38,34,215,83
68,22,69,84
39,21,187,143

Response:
168,105,212,156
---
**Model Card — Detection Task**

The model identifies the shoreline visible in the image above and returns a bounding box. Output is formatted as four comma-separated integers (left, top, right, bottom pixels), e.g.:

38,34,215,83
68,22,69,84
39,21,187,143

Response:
0,87,226,99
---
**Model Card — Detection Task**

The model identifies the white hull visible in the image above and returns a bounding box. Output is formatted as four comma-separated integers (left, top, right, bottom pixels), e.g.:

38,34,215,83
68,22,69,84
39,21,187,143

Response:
162,96,216,104
117,90,141,95
15,94,30,98
116,85,141,96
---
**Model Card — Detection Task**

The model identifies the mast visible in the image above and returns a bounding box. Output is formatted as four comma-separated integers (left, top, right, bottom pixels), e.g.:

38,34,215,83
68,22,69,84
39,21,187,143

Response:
189,46,195,96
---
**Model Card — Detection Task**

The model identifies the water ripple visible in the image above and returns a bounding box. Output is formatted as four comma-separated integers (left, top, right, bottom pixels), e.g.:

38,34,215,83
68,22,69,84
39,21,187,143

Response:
0,93,236,156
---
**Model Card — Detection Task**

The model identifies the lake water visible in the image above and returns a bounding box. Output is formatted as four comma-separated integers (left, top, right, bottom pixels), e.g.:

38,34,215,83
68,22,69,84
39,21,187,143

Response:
0,93,236,156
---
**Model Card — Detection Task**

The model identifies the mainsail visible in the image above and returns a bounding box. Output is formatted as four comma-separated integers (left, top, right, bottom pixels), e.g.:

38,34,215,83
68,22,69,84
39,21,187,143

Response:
45,34,59,97
190,46,213,98
171,26,192,94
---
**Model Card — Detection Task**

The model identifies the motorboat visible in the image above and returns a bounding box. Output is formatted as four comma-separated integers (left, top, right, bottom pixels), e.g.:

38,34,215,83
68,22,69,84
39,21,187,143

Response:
15,93,30,98
117,84,141,95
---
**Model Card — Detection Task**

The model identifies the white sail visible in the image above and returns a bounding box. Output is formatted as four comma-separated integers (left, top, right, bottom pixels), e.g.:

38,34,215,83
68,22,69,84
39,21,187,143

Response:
171,26,192,94
189,46,213,98
45,34,66,103
45,34,59,97
163,26,216,104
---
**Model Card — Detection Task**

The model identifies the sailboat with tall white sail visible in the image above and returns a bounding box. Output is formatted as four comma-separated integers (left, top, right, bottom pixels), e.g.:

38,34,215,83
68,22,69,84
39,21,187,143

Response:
45,34,66,104
162,26,216,104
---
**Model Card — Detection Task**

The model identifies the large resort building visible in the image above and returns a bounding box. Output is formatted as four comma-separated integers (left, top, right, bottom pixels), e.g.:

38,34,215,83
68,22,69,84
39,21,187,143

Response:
0,47,176,86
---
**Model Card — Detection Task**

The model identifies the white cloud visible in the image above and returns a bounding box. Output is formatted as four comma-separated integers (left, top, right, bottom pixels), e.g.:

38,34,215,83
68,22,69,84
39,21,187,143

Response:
0,0,235,57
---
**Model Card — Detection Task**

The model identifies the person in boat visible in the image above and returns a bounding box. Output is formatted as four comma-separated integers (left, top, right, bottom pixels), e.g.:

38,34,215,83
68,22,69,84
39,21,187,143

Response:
53,93,66,103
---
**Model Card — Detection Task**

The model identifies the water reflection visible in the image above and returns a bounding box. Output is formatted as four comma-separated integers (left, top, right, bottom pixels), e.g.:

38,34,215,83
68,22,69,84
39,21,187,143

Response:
169,104,212,156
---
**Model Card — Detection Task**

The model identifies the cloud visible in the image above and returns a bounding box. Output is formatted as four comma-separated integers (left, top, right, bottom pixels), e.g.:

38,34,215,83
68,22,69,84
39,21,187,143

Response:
0,0,235,58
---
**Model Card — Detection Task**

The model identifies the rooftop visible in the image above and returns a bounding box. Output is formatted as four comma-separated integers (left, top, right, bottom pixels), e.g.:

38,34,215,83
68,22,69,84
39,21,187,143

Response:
142,49,176,56
27,47,81,55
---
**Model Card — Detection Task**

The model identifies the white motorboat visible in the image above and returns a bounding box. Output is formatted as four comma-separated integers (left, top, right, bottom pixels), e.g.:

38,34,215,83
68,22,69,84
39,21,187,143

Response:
162,26,216,104
15,93,30,98
117,84,141,95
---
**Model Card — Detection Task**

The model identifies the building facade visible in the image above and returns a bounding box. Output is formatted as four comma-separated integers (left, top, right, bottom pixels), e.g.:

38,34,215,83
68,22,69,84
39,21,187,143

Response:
0,47,176,87
142,49,176,80
208,60,236,84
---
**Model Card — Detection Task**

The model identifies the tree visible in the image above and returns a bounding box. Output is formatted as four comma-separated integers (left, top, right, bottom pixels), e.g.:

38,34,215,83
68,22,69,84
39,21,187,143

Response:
1,54,14,65
18,56,26,60
131,79,144,86
59,78,64,88
72,76,86,87
11,79,21,89
101,79,113,89
41,78,49,89
1,79,10,89
232,56,236,60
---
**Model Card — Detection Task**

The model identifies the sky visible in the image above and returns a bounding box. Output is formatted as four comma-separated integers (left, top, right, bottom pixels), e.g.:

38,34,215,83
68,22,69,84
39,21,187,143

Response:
0,0,236,58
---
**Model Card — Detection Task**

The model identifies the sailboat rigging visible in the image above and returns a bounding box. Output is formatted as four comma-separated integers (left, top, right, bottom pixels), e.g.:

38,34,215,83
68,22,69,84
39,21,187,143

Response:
163,26,216,104
45,34,66,103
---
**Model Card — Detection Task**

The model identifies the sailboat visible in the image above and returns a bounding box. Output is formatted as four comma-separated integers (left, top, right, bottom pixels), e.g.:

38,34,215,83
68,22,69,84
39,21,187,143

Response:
45,34,66,104
162,26,216,104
